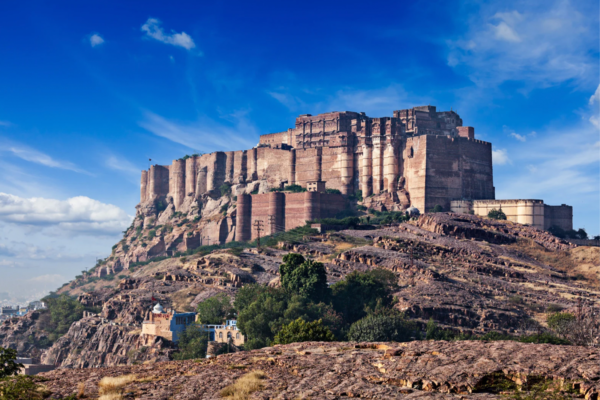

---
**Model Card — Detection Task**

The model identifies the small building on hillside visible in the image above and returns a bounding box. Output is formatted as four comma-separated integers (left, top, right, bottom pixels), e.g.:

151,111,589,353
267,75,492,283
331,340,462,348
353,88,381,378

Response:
141,303,196,343
203,320,245,346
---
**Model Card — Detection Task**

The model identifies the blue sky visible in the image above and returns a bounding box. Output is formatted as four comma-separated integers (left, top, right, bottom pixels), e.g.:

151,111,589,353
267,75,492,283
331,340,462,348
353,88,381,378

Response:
0,0,598,302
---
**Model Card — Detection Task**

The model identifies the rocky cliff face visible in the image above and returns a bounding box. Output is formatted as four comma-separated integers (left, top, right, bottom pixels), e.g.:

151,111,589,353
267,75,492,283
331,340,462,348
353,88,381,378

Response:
41,317,172,368
4,211,597,371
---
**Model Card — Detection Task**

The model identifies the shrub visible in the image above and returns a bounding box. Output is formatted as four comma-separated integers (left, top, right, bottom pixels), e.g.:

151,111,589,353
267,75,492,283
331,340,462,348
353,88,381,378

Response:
509,295,523,304
545,303,564,313
147,230,156,240
547,225,566,238
325,188,341,194
429,204,444,213
220,183,232,197
273,318,335,344
547,312,576,338
348,312,416,342
488,209,507,220
283,184,306,193
0,376,45,400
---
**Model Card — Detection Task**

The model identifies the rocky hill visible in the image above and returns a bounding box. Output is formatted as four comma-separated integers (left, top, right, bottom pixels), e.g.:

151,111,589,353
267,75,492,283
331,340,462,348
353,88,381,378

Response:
1,207,598,373
40,340,599,399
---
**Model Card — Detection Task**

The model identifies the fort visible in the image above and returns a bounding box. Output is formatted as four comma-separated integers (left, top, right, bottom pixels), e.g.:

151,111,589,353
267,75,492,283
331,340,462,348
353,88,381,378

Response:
138,105,572,241
141,106,494,210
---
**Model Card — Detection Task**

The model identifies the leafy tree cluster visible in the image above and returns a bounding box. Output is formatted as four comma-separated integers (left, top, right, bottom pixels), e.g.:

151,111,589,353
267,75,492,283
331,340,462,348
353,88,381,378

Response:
235,254,401,349
220,183,232,197
36,294,98,343
171,325,209,360
488,209,507,220
270,184,307,193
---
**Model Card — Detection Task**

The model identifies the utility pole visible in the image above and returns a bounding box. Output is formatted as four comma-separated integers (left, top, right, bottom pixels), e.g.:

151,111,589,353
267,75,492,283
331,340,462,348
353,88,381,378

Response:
268,215,276,235
253,220,264,248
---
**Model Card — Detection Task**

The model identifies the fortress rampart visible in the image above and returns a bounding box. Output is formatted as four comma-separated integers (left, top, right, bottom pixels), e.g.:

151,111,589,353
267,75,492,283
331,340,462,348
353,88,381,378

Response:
450,199,573,231
140,105,495,214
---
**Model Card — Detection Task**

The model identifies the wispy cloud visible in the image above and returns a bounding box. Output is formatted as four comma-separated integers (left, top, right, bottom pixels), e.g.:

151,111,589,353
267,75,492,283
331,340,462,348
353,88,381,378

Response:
0,193,133,236
0,140,88,174
139,111,258,152
89,33,104,47
141,18,196,50
590,84,600,105
447,0,598,89
269,84,422,117
105,154,141,177
510,133,527,142
0,121,12,127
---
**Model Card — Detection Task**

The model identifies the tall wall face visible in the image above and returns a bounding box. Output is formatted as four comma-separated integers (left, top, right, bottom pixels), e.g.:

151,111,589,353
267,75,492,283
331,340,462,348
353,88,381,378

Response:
544,205,573,231
240,192,345,240
139,105,495,215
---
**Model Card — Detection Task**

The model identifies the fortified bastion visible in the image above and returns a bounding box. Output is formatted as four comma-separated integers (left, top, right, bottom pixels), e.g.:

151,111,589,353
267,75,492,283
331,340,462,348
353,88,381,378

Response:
140,105,495,214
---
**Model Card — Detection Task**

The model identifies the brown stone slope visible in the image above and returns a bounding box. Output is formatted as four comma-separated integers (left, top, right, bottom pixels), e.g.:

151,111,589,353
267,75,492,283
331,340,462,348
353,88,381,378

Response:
41,340,599,399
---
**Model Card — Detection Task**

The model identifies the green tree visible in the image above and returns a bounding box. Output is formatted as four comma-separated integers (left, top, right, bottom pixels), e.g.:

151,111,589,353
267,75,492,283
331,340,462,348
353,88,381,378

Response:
273,318,335,345
348,311,416,342
0,347,22,379
331,269,396,325
196,293,235,325
233,284,273,314
171,324,209,360
236,288,288,350
488,209,507,220
279,254,330,302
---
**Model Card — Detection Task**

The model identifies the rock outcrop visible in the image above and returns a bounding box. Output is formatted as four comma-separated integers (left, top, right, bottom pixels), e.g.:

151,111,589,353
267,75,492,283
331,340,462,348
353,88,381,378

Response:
41,341,599,399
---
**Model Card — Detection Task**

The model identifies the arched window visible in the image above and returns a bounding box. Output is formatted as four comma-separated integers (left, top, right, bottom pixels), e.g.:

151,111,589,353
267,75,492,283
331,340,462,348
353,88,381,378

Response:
409,147,414,158
236,333,240,339
219,332,223,339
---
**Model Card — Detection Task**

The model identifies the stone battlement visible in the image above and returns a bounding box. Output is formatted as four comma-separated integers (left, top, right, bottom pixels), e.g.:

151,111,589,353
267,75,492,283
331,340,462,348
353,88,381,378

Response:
140,105,494,214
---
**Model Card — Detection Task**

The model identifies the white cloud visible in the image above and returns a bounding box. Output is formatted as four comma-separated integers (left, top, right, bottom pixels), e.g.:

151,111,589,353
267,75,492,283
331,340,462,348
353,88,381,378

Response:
493,22,521,42
139,111,257,152
0,193,132,235
0,121,11,127
141,18,195,50
590,84,600,105
448,1,598,88
510,132,527,142
0,141,87,174
89,34,104,47
492,148,510,165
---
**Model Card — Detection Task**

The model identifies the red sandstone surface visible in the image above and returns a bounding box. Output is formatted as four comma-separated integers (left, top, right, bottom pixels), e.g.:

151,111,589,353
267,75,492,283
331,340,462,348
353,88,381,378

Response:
40,341,599,399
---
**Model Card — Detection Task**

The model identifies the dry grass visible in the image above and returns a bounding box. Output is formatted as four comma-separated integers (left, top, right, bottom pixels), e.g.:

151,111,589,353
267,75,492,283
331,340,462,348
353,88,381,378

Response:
77,382,85,398
98,374,137,398
219,370,266,399
98,394,124,400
